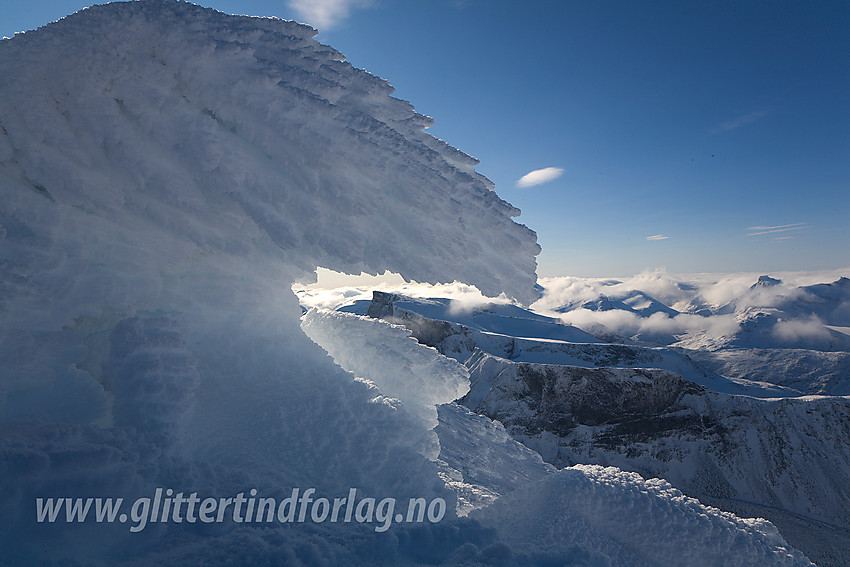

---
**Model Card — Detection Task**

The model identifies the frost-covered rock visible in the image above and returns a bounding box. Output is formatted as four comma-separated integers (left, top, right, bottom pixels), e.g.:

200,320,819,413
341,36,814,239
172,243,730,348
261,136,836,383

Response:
474,465,813,567
0,1,820,565
0,1,537,563
434,402,554,515
0,0,539,308
301,308,470,457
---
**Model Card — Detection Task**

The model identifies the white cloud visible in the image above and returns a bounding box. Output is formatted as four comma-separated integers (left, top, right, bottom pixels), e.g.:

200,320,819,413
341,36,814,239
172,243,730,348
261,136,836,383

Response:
696,274,761,307
287,0,373,30
712,109,769,133
645,235,668,241
516,167,564,188
554,307,739,343
297,268,850,348
746,223,806,237
534,268,850,316
533,269,695,314
772,316,831,343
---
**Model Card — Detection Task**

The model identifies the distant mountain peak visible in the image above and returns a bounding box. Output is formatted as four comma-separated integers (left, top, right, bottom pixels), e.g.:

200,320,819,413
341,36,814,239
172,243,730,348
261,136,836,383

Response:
752,275,782,288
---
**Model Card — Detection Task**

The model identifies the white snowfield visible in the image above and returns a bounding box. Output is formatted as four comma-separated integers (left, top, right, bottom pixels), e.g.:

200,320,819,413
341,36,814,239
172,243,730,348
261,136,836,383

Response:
0,1,814,565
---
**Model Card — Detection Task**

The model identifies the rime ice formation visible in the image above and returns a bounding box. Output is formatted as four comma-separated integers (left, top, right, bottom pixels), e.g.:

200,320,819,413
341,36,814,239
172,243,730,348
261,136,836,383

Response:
473,465,812,567
0,2,815,565
301,309,470,437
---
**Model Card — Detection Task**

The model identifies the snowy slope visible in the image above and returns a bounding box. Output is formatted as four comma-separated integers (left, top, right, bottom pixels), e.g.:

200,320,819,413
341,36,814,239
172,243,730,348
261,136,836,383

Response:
341,292,603,343
360,291,796,397
536,273,850,395
682,305,850,352
556,289,681,318
689,347,850,395
671,276,850,395
352,290,849,565
790,277,850,325
0,2,817,565
716,276,850,325
461,352,850,530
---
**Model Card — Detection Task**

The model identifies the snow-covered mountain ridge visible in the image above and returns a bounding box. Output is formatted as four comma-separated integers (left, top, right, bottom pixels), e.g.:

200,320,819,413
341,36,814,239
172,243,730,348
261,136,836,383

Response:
340,284,850,566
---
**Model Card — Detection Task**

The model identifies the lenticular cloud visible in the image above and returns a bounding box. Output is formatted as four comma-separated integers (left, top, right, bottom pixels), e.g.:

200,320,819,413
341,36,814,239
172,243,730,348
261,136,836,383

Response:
516,166,564,187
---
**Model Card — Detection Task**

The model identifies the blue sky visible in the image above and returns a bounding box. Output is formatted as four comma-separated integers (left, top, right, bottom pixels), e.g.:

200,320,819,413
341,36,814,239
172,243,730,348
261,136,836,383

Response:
3,0,848,277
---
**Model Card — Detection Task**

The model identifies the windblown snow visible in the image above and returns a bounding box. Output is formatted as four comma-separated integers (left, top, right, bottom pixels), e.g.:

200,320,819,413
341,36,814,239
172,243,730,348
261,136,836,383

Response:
0,1,817,565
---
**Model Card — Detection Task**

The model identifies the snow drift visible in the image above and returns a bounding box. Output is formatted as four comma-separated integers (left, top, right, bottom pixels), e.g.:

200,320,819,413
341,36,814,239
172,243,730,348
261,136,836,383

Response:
0,1,813,565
